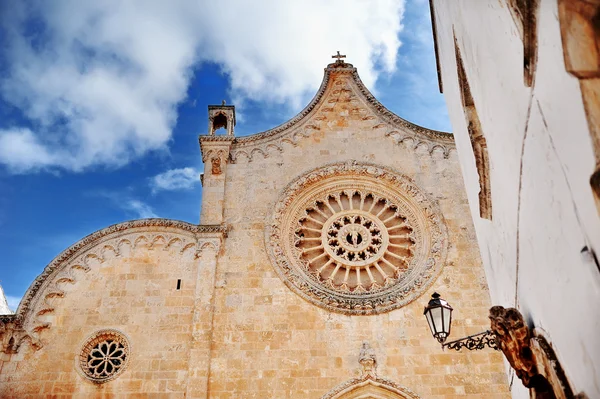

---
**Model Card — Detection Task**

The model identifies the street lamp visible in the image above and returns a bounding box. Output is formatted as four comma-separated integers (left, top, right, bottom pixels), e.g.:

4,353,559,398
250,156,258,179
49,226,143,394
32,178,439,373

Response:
423,292,453,344
422,293,581,397
423,292,498,351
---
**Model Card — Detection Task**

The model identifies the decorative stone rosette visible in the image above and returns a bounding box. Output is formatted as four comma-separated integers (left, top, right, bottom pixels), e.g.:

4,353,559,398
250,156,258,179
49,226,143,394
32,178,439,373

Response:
78,329,130,383
266,162,448,315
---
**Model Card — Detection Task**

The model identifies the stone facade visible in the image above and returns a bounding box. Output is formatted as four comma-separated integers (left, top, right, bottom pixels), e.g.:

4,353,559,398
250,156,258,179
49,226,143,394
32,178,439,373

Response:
430,0,600,397
0,60,509,398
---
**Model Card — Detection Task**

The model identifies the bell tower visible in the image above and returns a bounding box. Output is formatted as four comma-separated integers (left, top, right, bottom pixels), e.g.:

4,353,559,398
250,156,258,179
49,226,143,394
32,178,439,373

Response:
207,101,236,136
199,101,236,225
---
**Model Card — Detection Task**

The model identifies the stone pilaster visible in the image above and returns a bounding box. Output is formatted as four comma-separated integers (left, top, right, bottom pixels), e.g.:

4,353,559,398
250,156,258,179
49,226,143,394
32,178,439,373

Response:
199,136,234,225
185,236,222,399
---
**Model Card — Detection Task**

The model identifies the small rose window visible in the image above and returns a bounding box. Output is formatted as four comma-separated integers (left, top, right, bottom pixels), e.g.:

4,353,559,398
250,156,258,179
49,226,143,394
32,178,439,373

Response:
79,329,130,383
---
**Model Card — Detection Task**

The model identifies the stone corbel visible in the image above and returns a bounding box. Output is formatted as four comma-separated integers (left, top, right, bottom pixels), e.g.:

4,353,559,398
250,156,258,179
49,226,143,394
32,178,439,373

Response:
0,316,42,355
489,306,585,398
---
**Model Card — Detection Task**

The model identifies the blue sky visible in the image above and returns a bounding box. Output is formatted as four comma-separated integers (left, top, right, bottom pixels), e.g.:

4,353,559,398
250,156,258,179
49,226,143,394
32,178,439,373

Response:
0,0,450,311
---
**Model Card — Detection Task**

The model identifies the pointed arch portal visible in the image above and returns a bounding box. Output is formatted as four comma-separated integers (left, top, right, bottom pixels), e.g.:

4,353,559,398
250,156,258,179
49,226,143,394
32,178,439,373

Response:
322,376,421,399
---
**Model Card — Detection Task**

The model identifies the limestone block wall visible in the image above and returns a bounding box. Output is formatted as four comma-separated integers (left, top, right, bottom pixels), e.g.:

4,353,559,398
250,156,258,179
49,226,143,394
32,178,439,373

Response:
204,70,510,398
431,1,600,397
0,63,512,398
0,222,222,398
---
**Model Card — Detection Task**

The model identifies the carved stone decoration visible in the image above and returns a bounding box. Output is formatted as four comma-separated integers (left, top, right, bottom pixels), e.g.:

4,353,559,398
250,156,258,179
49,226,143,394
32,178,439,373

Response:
454,33,492,220
228,63,454,163
266,162,448,315
359,341,377,378
211,157,222,175
321,342,420,399
489,307,586,398
0,316,41,355
488,305,561,397
0,219,227,352
489,306,538,387
77,329,130,383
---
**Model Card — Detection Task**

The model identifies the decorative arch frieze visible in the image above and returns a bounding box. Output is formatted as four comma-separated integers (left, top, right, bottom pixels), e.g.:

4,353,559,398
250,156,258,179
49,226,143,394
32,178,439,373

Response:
200,62,454,164
0,219,226,354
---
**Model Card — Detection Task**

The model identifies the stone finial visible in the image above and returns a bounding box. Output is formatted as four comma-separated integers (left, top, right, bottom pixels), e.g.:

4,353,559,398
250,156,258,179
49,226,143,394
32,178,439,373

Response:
358,341,377,378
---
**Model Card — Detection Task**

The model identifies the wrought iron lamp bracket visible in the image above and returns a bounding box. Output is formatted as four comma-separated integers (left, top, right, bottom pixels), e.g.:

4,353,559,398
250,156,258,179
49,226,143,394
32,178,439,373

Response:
442,330,499,351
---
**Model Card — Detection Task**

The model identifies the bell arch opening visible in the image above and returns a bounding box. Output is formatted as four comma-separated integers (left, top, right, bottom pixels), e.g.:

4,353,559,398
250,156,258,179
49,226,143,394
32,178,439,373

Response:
212,112,228,134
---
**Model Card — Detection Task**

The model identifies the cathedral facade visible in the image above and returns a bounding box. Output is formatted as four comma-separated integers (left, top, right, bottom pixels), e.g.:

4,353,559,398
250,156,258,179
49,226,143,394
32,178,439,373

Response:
0,59,510,398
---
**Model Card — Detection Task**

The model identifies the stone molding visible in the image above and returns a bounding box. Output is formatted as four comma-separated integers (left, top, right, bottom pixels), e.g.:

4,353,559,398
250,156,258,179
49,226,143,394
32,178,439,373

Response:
321,341,421,398
321,376,421,399
199,135,235,163
200,63,454,164
0,219,226,353
76,328,131,384
266,161,448,315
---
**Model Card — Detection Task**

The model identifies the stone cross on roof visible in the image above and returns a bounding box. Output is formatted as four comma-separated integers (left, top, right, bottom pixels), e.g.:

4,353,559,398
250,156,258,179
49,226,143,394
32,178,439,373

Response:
332,51,347,64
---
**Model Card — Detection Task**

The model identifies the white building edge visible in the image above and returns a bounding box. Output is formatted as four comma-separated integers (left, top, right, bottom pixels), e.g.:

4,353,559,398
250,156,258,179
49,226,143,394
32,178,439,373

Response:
430,1,600,398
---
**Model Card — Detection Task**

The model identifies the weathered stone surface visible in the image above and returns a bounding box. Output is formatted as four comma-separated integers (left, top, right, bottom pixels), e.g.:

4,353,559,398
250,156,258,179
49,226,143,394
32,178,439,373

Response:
0,61,509,398
431,1,600,398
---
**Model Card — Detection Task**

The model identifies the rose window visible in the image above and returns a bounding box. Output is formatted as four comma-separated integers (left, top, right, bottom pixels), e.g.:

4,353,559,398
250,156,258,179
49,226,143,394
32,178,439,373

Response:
295,193,415,292
267,163,448,315
79,329,130,383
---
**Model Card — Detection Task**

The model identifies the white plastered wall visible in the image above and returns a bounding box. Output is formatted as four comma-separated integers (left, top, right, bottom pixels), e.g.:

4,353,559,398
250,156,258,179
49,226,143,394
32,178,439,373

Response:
431,1,600,397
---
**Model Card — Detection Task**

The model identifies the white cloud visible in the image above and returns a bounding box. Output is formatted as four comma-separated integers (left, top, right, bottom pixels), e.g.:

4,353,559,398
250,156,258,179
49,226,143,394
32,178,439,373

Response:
93,191,158,218
0,0,405,174
125,200,158,219
151,167,199,193
0,128,58,173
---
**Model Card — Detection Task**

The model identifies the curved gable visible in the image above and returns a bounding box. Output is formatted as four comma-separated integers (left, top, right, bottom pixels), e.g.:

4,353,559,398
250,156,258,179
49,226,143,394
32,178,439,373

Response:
200,62,454,163
3,219,225,350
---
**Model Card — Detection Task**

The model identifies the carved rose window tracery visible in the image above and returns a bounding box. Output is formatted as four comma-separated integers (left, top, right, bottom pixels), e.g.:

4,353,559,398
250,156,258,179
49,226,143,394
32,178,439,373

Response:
267,162,448,315
295,191,415,292
78,329,130,383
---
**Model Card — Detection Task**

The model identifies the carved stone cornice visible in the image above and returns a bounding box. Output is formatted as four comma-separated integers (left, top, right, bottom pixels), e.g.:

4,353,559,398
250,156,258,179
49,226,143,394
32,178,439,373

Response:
199,135,235,162
222,63,454,163
4,219,226,349
348,69,453,144
199,136,236,143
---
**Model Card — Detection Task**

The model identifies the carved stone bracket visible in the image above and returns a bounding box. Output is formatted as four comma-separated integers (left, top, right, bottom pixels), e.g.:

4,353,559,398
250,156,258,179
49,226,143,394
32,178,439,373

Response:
0,316,41,355
489,306,540,387
489,306,583,398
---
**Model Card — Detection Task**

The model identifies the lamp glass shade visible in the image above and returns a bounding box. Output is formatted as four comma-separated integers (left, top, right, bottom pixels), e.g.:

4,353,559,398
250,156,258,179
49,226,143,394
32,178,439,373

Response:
442,306,452,338
423,292,453,344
